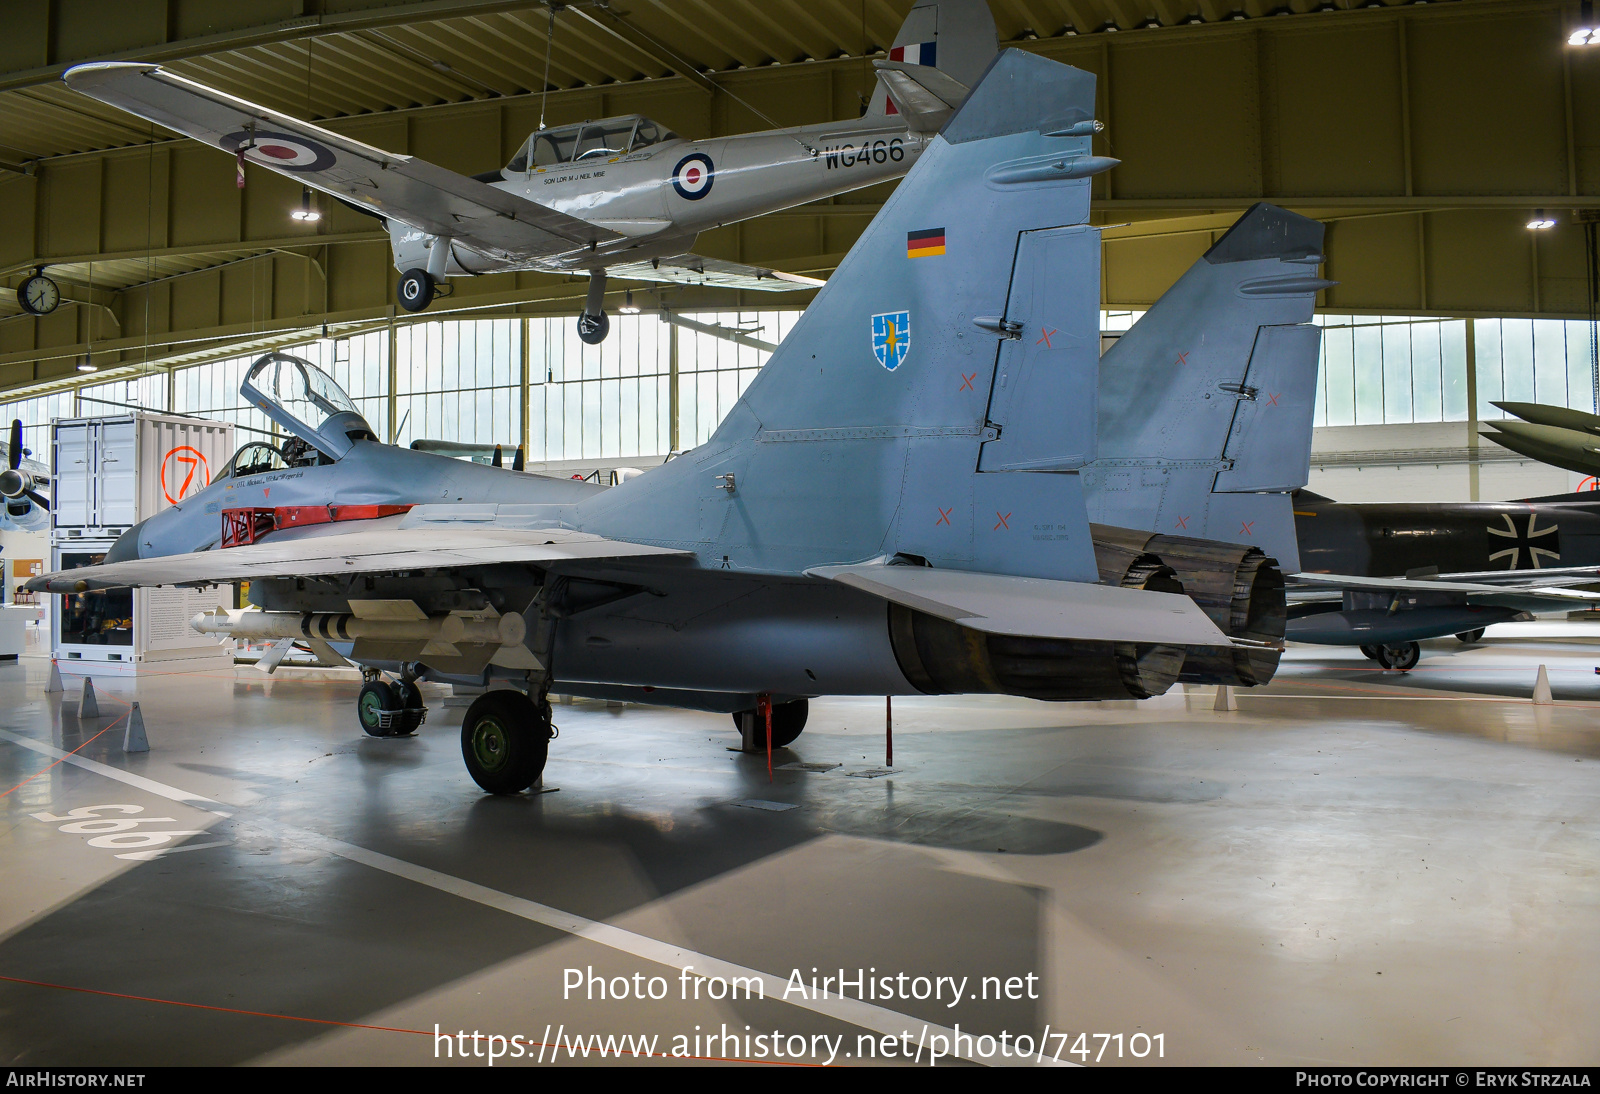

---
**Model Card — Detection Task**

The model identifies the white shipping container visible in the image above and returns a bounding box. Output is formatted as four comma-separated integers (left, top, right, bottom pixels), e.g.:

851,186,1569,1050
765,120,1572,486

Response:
51,413,234,537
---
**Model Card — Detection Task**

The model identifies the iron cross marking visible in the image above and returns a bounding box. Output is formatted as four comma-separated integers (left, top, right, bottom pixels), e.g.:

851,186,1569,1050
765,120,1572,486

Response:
1487,512,1560,569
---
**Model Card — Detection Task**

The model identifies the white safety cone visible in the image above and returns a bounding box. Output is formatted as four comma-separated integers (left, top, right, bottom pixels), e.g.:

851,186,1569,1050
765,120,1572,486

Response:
1533,664,1554,706
45,660,63,694
1214,684,1238,712
122,702,149,753
79,677,100,719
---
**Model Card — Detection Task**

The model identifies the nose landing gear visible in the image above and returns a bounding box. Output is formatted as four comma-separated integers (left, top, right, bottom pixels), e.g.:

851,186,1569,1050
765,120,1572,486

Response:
357,669,428,736
576,268,610,345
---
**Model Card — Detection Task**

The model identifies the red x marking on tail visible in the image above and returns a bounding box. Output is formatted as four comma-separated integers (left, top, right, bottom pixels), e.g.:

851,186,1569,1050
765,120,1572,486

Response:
1036,328,1057,348
1266,392,1281,407
1176,351,1190,367
959,372,977,392
994,512,1011,531
1239,520,1255,536
935,507,953,526
1175,515,1190,530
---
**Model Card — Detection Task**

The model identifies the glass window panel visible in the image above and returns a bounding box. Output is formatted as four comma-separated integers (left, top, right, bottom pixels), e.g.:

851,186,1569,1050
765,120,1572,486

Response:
1475,319,1505,420
1352,324,1384,425
1442,321,1469,421
1532,319,1568,407
1409,322,1442,423
1500,318,1536,404
1565,320,1594,412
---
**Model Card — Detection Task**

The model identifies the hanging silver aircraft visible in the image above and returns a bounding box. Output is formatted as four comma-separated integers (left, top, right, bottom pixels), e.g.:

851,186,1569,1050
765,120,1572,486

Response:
0,420,50,533
61,0,1010,344
35,50,1310,794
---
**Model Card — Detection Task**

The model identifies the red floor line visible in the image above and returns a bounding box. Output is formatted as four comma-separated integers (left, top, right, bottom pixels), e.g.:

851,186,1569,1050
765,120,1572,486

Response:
0,718,123,801
0,974,822,1065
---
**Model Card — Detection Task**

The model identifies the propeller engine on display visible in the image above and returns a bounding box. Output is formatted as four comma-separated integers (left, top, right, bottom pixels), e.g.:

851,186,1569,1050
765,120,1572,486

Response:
0,419,50,511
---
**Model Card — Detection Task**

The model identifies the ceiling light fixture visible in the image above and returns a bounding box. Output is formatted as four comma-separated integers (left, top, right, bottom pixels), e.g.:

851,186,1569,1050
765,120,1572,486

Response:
1527,209,1557,230
76,359,97,373
290,186,321,222
1573,0,1598,44
619,290,641,314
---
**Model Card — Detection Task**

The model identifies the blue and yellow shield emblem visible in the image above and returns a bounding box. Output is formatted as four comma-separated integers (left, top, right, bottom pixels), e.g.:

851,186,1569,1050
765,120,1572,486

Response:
872,311,910,371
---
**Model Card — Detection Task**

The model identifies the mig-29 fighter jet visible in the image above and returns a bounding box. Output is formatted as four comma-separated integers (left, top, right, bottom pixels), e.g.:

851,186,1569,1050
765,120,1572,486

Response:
36,50,1306,795
62,0,1002,344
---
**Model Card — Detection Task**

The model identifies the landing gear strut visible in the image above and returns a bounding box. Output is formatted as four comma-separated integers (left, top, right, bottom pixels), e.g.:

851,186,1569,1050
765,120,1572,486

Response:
577,269,609,344
733,698,808,750
460,689,552,793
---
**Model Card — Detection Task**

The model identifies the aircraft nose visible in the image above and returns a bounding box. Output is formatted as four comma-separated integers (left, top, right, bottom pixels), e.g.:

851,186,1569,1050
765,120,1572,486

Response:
0,468,23,498
104,519,149,563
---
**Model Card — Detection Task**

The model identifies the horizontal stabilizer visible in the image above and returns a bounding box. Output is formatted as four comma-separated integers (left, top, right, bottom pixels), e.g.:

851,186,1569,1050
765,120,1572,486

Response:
873,60,968,132
608,254,825,293
30,524,688,592
63,62,619,260
806,563,1229,645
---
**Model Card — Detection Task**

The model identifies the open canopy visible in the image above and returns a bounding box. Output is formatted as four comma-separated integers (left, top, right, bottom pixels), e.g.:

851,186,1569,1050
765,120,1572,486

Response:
240,352,374,461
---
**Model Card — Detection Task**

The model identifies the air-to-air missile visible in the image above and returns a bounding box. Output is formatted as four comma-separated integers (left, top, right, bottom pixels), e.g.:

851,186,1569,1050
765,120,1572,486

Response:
1481,400,1600,477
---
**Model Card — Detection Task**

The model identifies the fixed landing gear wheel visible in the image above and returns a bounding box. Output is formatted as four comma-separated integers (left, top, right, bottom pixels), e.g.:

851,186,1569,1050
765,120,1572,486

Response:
461,690,550,794
576,310,610,345
1377,642,1421,671
398,268,435,312
732,698,808,750
1359,644,1381,661
358,680,400,736
1455,628,1486,644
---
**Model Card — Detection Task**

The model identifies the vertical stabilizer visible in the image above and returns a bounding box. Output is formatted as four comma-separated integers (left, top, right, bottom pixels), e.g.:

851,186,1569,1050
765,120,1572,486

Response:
585,50,1116,583
865,0,999,117
1084,203,1331,572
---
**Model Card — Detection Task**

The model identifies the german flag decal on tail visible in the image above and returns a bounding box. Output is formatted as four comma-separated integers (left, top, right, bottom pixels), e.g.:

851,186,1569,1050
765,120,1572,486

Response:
907,228,946,258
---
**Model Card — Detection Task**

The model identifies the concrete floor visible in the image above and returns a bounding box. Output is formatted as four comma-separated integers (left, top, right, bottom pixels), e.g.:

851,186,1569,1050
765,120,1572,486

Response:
0,623,1596,1067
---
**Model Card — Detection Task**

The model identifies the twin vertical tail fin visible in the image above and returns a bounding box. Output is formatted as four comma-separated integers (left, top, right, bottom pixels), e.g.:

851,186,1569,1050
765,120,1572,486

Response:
866,0,999,126
1084,204,1332,572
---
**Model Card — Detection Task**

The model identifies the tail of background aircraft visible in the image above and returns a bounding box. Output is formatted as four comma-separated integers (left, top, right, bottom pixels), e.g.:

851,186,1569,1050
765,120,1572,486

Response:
865,0,999,119
1083,204,1331,573
585,49,1116,583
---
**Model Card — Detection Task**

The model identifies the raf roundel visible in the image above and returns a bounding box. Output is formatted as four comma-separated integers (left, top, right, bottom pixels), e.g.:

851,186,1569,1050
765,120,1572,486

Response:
671,152,716,200
222,130,337,173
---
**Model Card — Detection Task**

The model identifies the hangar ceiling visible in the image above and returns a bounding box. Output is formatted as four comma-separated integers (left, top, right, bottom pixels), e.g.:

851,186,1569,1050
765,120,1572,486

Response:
0,0,1592,398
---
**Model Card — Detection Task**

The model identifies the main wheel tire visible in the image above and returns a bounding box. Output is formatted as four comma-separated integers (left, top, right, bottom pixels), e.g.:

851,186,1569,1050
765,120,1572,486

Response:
398,268,435,312
731,698,809,750
460,690,550,794
1359,644,1381,661
576,310,610,345
1455,628,1486,644
1377,642,1421,671
358,680,400,737
395,679,425,735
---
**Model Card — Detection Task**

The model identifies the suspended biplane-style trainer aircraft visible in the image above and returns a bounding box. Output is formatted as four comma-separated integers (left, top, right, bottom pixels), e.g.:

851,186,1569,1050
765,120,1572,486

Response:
35,50,1308,794
62,0,1009,344
0,419,50,533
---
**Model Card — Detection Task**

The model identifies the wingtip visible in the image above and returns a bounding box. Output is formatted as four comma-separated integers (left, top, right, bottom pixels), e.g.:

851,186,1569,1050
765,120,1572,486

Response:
62,61,161,89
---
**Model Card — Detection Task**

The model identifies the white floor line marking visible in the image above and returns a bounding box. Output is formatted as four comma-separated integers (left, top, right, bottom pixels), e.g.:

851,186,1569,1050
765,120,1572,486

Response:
0,727,1055,1067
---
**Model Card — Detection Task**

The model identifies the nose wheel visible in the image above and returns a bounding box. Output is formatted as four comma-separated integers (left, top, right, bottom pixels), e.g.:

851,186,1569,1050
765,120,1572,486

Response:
460,689,553,793
357,677,427,736
1376,642,1421,672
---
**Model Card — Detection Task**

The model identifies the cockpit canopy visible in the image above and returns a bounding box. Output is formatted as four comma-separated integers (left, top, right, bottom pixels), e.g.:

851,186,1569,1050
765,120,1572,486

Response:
239,352,376,462
505,115,678,173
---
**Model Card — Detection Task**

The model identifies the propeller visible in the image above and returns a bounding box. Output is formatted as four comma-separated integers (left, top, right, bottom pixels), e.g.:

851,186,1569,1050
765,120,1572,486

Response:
0,418,48,510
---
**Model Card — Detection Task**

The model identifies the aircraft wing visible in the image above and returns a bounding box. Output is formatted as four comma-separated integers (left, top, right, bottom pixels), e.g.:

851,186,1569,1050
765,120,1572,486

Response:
1288,571,1600,604
805,563,1231,646
29,522,688,593
62,63,622,261
608,254,826,293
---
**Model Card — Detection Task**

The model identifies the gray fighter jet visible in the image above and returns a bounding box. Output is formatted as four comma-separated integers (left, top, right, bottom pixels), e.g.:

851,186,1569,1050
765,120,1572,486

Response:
0,419,50,533
35,51,1308,794
61,0,1010,344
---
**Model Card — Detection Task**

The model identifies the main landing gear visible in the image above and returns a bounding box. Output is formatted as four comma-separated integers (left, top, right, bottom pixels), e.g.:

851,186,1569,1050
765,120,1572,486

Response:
1359,642,1421,672
460,689,554,794
357,670,427,736
576,269,610,345
732,698,809,750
